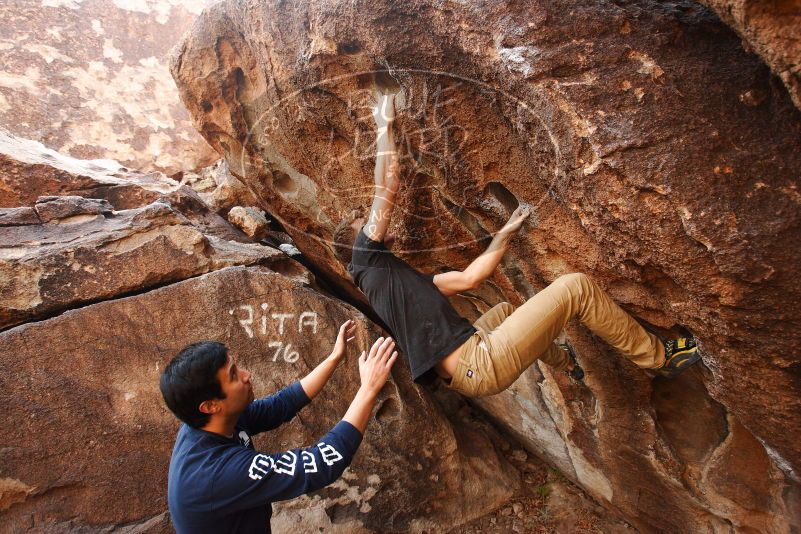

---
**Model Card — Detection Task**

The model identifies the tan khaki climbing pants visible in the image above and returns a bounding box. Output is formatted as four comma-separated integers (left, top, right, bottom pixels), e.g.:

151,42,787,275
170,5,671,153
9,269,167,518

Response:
448,273,666,397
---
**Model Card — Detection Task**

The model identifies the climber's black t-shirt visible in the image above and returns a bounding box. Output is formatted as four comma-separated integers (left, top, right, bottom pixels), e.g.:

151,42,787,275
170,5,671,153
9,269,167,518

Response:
347,228,476,383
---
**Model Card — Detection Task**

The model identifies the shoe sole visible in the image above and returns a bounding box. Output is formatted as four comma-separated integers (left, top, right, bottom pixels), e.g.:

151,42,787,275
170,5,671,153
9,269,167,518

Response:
659,347,701,377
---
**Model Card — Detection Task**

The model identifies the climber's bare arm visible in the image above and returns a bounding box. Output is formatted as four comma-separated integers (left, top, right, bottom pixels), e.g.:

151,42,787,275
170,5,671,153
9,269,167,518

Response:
364,94,400,243
433,206,530,296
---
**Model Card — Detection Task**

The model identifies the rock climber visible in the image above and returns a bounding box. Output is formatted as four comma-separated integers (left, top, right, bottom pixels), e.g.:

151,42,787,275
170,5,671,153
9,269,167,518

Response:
332,92,701,397
159,320,398,533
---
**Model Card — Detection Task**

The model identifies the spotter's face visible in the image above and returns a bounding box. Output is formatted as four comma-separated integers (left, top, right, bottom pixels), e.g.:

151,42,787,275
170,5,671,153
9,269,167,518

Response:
215,354,254,416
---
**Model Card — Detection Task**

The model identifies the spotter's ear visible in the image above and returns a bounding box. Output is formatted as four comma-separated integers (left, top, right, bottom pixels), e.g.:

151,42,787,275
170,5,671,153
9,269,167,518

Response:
198,399,221,415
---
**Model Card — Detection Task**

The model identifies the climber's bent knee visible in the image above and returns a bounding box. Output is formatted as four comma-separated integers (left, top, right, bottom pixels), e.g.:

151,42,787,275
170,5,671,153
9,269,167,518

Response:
498,302,515,321
552,272,590,289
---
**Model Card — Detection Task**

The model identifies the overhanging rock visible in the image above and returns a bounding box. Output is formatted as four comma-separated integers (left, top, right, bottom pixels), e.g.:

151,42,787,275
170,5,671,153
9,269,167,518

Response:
171,0,801,531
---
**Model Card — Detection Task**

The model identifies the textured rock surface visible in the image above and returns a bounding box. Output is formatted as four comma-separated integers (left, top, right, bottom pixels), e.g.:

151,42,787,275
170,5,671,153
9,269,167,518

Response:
228,205,270,240
0,129,176,209
0,266,519,533
171,0,801,531
0,133,277,331
0,0,217,174
0,128,259,241
696,0,801,111
0,196,287,331
181,159,263,216
31,195,113,222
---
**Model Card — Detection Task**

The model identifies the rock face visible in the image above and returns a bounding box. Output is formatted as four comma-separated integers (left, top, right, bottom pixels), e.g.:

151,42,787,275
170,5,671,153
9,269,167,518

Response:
228,205,270,240
0,0,218,174
171,0,801,531
696,0,801,111
0,128,278,331
180,159,263,216
0,129,175,209
0,145,522,532
0,265,519,533
0,196,285,331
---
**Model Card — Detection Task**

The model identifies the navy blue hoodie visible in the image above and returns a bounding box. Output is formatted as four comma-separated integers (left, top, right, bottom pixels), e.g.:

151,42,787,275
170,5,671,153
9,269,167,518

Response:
167,382,363,533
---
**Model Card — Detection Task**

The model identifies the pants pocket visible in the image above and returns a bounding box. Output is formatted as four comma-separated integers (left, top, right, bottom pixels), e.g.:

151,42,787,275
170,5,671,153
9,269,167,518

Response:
454,343,514,397
449,336,486,397
454,357,484,395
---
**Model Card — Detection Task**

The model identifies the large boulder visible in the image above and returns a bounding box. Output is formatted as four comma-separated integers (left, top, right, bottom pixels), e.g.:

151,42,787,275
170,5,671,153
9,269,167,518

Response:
170,0,801,531
0,265,519,532
0,0,217,175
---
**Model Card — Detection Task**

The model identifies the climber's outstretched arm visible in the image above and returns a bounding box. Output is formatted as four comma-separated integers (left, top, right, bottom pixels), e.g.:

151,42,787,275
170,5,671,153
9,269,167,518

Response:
433,206,530,296
364,94,400,243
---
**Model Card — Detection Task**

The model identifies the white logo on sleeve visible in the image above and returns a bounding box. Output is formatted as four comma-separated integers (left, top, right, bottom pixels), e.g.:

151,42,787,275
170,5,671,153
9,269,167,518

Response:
247,444,343,480
238,431,251,447
248,454,274,480
273,451,297,476
317,442,343,466
301,451,318,473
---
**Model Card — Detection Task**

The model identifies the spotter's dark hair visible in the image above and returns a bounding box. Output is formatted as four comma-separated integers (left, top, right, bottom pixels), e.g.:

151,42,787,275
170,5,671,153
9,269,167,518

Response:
160,341,228,428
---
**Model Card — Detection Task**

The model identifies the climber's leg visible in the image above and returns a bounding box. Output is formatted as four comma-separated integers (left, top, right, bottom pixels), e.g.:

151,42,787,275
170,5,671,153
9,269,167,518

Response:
475,301,573,368
447,295,582,396
483,273,665,393
445,303,513,397
472,302,515,332
447,329,573,397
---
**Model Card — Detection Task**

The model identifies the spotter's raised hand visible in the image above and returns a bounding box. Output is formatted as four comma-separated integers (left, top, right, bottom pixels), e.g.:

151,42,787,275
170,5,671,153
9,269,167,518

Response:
329,319,357,364
358,336,398,395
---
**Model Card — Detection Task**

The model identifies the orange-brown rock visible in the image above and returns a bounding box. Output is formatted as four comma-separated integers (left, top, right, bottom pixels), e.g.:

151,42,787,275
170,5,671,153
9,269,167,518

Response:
0,129,174,210
228,205,270,240
180,159,263,216
0,1,217,175
696,0,801,111
171,0,801,531
0,196,287,331
0,265,519,532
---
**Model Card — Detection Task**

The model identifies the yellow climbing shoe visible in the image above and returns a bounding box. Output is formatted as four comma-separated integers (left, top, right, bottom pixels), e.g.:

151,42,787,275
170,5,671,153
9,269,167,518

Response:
659,337,702,377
